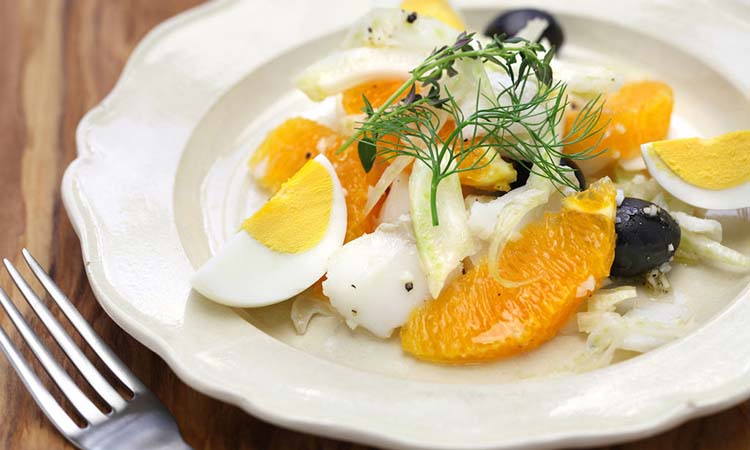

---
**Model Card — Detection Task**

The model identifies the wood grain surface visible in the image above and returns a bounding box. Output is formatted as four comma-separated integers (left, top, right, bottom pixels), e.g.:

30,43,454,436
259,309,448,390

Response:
0,1,748,449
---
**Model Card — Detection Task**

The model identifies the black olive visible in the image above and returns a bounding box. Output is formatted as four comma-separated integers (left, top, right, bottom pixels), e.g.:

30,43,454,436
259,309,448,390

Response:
612,198,681,277
509,158,585,190
484,9,564,50
510,160,531,189
562,159,586,190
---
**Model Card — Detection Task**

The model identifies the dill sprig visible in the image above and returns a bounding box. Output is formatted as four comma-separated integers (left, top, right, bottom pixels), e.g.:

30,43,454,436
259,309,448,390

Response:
336,32,606,225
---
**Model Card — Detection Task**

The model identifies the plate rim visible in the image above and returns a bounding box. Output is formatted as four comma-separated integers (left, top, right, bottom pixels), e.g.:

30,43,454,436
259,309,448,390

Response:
62,1,750,449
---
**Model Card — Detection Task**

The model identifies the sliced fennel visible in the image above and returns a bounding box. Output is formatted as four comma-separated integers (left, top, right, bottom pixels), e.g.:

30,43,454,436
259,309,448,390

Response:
586,286,638,312
671,210,749,272
468,188,532,241
290,295,338,335
550,59,622,98
296,8,457,101
487,187,549,282
614,174,664,203
480,120,565,281
680,232,750,273
379,171,411,225
364,155,413,215
576,287,692,370
615,173,694,214
342,8,456,53
295,48,422,101
649,191,696,216
440,58,497,136
410,161,477,297
671,211,722,242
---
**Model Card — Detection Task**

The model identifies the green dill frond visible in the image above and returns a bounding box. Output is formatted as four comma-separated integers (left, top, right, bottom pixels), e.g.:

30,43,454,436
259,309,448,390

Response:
337,32,607,225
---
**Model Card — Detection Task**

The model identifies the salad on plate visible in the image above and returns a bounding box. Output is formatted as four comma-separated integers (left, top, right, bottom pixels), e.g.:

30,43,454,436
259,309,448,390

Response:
191,1,750,367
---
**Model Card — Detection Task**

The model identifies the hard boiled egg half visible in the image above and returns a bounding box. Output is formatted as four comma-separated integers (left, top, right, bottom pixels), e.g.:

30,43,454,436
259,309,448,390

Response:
192,155,347,307
642,130,750,210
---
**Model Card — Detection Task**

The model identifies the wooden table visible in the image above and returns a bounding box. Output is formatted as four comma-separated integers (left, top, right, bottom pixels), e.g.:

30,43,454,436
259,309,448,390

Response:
0,1,748,449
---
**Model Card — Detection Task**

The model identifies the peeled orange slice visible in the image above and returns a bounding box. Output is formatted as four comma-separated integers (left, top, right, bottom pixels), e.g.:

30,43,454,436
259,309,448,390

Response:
564,81,673,174
400,178,617,363
249,118,342,193
438,121,517,192
249,117,383,242
341,79,407,115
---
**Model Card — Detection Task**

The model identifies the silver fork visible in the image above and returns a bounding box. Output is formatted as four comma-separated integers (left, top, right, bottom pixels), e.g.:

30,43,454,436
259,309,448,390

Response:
0,249,192,450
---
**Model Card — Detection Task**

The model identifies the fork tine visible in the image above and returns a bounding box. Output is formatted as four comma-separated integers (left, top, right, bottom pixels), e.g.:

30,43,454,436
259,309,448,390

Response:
0,320,79,436
0,273,107,425
5,257,127,411
21,249,146,394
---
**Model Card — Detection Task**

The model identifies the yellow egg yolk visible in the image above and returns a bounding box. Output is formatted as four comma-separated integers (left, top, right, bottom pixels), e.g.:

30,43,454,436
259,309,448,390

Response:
242,159,333,253
400,0,466,31
652,130,750,190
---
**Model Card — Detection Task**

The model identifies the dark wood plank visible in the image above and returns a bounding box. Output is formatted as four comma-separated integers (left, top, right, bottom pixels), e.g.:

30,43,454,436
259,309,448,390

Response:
0,0,747,449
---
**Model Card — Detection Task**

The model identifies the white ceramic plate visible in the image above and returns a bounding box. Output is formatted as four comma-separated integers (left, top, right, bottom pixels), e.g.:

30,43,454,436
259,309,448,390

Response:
63,1,750,449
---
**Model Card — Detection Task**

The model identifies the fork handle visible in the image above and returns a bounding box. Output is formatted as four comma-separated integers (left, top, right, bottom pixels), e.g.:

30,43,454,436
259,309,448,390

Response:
76,401,195,450
80,429,194,450
155,439,194,450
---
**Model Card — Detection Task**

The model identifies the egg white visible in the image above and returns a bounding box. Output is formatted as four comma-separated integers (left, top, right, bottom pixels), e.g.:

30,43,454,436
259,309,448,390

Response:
642,142,750,210
191,156,347,307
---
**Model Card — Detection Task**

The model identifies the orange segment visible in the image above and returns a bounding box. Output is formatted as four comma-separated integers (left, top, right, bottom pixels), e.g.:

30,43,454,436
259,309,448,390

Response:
249,118,341,193
248,117,382,242
328,143,382,241
564,81,673,174
439,121,517,192
341,79,408,115
400,179,616,363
